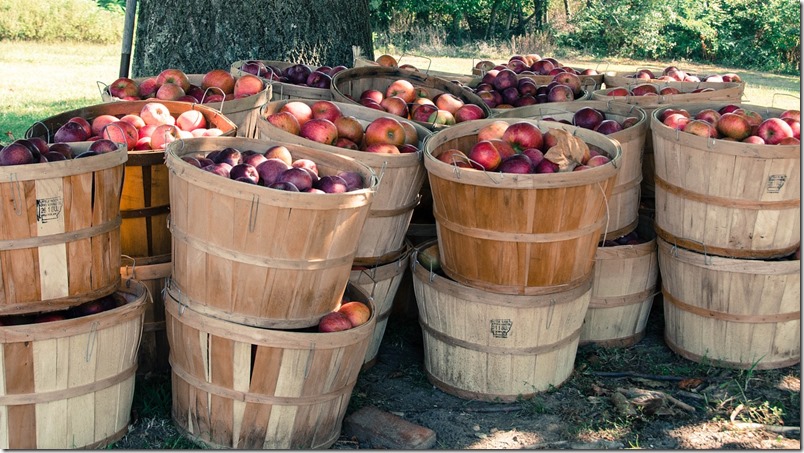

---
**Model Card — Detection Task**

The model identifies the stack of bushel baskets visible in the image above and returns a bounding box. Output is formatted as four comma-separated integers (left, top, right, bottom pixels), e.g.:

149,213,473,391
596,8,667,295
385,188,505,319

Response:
496,101,660,346
163,136,378,449
0,140,146,449
415,119,622,402
257,98,433,369
650,103,800,370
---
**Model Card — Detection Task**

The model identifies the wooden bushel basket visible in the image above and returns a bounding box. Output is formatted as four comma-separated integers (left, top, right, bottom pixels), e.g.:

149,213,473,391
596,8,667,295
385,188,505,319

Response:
0,144,126,315
424,119,621,295
330,66,492,131
352,49,477,86
349,244,410,369
411,240,592,402
230,60,333,102
165,137,376,329
603,70,747,92
591,82,745,199
258,99,430,262
120,258,171,375
658,238,800,370
26,100,238,264
651,103,800,259
165,283,375,449
581,217,659,347
100,75,269,139
495,101,649,238
0,279,146,449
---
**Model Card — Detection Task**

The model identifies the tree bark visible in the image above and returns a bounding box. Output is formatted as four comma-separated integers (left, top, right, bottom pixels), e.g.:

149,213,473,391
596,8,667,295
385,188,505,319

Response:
564,0,571,20
132,0,374,77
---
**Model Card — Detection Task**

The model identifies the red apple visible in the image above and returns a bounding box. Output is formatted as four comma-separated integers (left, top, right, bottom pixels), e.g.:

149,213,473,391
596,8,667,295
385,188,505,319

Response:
468,140,504,171
149,124,181,150
572,107,605,130
335,137,360,149
102,121,138,149
492,68,518,92
202,69,235,94
780,109,801,122
360,89,385,104
318,311,353,332
385,79,416,103
0,141,35,165
280,101,313,126
156,68,191,92
663,113,691,130
547,84,574,102
310,100,342,123
742,135,765,144
477,120,510,141
683,119,718,138
756,118,794,145
265,145,293,165
109,77,139,99
365,116,406,146
334,115,364,144
53,121,89,143
427,109,456,126
552,72,582,96
364,143,400,154
256,158,290,186
233,74,265,98
176,110,207,132
300,118,339,145
694,109,722,124
781,118,800,139
138,77,160,98
265,111,301,136
156,82,185,101
606,87,630,97
88,138,121,154
716,113,752,140
594,119,624,135
454,104,486,123
498,154,533,174
631,83,659,96
380,96,409,118
140,102,175,126
411,104,439,123
400,121,419,145
436,148,472,168
502,121,543,152
434,93,465,115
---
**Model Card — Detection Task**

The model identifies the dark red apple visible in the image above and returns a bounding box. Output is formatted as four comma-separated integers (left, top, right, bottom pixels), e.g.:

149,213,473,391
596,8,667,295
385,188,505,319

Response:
257,158,291,186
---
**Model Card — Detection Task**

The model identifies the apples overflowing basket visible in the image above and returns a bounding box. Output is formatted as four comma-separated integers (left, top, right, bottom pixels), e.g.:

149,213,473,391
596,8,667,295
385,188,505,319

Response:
99,68,270,138
330,66,493,131
23,100,238,153
593,80,745,105
422,118,623,294
230,59,348,101
603,65,745,88
460,68,593,112
471,53,603,89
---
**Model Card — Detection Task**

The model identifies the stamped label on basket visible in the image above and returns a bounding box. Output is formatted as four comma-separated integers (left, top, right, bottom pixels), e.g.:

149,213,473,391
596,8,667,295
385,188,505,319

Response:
37,196,63,224
766,175,787,193
490,319,513,338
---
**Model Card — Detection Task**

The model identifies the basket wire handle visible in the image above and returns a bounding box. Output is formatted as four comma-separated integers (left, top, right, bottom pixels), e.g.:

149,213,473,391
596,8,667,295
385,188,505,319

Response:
545,298,556,329
248,194,260,233
597,182,611,246
9,173,23,216
96,80,110,101
772,92,801,109
25,120,50,142
85,321,99,362
359,267,380,298
200,86,226,112
670,237,712,265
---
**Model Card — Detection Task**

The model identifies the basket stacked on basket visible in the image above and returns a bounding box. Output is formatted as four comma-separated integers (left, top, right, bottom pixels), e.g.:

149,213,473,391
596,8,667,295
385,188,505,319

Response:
256,98,431,368
0,137,148,449
649,102,800,370
25,99,239,376
412,118,623,402
162,136,380,449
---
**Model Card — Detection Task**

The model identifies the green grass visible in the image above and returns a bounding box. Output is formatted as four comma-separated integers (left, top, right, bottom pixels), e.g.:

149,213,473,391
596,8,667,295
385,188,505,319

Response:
0,41,120,144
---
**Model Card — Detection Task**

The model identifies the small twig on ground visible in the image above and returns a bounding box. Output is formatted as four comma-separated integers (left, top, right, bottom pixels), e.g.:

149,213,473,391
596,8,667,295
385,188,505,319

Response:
462,405,523,413
617,387,696,413
731,422,801,435
592,371,689,382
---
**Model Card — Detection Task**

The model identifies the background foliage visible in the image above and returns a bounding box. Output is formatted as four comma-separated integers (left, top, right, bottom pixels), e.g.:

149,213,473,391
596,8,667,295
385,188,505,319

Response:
0,0,799,74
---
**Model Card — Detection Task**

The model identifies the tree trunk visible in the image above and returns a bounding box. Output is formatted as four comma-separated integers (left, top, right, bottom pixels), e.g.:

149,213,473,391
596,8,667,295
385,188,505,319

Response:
131,0,374,76
564,0,571,20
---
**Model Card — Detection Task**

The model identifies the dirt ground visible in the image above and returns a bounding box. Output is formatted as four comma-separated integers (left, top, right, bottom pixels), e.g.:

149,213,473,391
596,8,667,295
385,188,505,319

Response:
114,269,801,450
